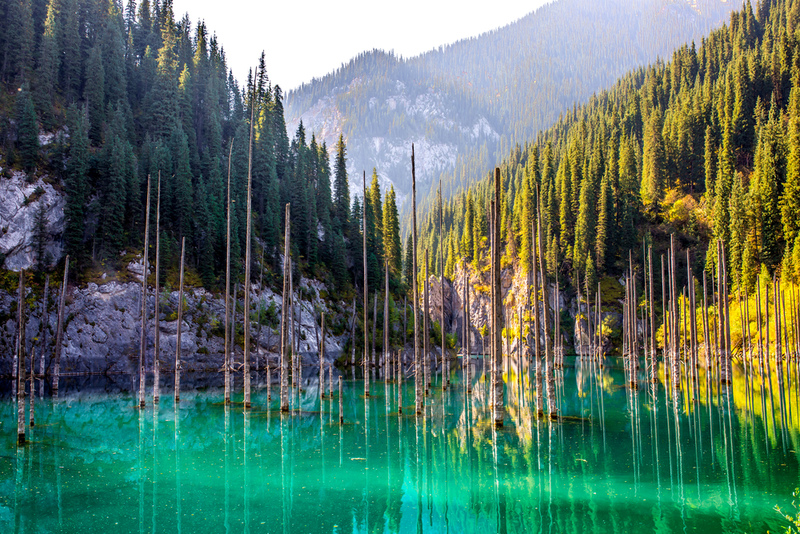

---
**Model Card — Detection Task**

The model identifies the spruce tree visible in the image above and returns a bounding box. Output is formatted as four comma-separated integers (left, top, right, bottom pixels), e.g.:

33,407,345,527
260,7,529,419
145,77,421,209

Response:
641,108,666,210
64,104,88,263
332,134,349,233
15,86,39,172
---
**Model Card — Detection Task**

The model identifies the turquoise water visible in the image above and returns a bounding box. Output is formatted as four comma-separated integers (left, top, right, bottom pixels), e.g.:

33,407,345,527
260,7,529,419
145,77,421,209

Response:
1,359,798,533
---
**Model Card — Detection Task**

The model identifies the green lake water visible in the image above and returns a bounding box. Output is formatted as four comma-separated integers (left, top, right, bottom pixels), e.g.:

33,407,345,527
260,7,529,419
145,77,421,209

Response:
1,358,799,533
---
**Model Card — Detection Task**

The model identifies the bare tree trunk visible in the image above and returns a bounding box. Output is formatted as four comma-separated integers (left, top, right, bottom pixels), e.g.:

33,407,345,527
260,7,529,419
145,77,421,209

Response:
720,240,732,385
439,181,447,389
52,256,68,393
464,262,472,394
384,261,389,382
175,237,185,403
412,145,422,415
424,248,430,394
492,168,504,427
154,173,161,404
280,204,291,412
320,313,326,399
532,220,542,416
243,92,256,410
224,142,233,405
139,175,151,408
289,258,295,390
649,247,656,384
372,291,378,368
537,186,555,419
38,275,49,379
17,269,25,446
363,170,369,397
31,274,48,427
338,376,343,424
257,245,265,372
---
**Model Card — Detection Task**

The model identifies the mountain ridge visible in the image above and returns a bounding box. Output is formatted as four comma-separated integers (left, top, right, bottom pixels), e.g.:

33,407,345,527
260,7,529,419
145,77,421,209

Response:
286,0,740,211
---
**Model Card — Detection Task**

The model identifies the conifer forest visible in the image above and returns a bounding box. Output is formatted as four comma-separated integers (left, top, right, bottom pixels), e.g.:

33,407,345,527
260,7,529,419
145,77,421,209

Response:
5,0,800,533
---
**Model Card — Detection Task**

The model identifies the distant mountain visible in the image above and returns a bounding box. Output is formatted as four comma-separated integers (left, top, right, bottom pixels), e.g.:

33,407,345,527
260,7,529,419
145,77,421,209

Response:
285,0,740,207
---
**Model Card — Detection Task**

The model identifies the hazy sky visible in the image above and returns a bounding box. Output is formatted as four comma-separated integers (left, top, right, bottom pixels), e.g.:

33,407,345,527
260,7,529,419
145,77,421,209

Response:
170,0,552,91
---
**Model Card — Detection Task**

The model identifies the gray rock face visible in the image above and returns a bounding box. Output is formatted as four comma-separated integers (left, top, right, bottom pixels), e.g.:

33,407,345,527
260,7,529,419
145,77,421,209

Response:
0,169,66,271
0,268,351,378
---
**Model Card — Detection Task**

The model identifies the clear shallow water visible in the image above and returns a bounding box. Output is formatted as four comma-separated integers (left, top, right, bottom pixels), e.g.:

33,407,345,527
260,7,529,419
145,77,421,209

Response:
1,359,798,533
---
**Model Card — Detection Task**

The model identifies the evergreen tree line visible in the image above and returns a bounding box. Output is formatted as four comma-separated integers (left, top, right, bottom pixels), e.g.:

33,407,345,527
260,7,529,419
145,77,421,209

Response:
416,0,800,296
0,0,405,298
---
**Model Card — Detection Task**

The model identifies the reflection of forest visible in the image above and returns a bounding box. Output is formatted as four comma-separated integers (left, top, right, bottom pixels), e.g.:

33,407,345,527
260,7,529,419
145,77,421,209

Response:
1,361,798,533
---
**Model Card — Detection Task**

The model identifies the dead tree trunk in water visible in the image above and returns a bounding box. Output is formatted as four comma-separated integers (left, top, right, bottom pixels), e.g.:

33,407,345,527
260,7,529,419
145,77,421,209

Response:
439,181,447,389
52,256,68,393
412,145,422,415
320,313,326,398
280,204,291,412
243,91,256,410
139,175,151,408
492,168,504,427
537,186,556,419
362,170,369,398
224,142,233,405
17,270,25,445
175,237,185,402
424,248,431,394
384,260,389,381
154,174,161,404
38,275,49,380
532,219,543,416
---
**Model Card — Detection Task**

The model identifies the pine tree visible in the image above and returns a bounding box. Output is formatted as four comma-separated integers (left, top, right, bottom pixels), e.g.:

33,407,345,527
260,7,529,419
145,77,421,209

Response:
461,191,474,261
84,44,105,145
751,101,785,272
332,134,349,233
15,86,39,172
782,78,800,246
64,104,88,263
641,108,666,210
595,171,611,272
382,185,402,279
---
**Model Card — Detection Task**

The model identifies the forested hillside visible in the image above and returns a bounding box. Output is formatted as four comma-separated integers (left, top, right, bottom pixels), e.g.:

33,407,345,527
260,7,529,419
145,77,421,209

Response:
286,0,739,208
416,0,800,296
0,0,403,297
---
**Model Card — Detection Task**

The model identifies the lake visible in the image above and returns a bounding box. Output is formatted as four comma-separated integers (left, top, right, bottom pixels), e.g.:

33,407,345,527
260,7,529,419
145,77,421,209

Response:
1,357,797,533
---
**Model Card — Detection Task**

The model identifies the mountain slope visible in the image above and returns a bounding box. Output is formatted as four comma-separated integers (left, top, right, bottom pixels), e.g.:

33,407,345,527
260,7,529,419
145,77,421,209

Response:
286,0,740,207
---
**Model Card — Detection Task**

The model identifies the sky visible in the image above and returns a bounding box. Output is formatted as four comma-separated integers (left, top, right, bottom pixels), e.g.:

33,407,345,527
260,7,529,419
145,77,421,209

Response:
170,0,552,92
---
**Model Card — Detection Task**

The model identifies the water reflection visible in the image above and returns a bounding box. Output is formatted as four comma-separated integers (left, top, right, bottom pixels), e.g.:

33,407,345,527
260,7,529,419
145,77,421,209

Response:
0,360,799,532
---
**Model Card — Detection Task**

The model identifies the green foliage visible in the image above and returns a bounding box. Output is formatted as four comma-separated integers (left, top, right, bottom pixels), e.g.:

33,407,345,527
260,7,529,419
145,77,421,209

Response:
15,86,39,172
774,487,800,533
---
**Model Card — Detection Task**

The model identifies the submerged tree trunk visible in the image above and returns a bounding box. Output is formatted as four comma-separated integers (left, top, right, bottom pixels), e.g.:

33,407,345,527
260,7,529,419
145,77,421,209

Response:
412,145,422,415
154,174,161,405
320,313,326,399
280,204,291,412
363,170,369,398
17,269,25,446
243,92,256,410
52,256,69,393
492,168,504,427
384,261,389,381
537,186,556,419
224,143,233,405
175,237,185,403
139,175,151,409
424,248,430,395
440,188,447,389
532,220,542,416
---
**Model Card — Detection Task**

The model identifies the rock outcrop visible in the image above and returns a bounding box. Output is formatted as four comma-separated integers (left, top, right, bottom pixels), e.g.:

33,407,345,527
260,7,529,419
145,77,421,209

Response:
0,169,66,271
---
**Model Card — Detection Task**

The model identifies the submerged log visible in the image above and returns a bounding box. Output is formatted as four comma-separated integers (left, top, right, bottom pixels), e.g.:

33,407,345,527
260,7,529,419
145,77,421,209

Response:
52,255,69,392
139,175,151,409
175,237,185,403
